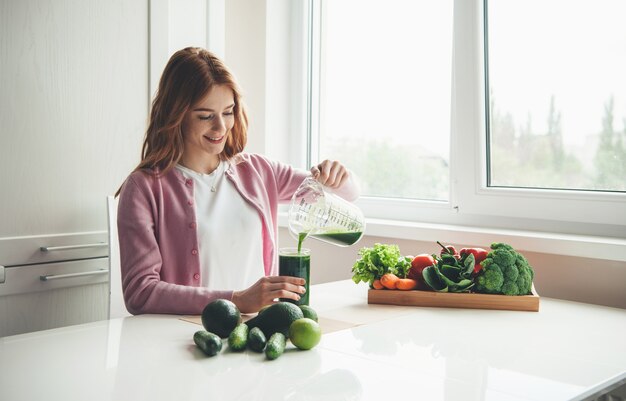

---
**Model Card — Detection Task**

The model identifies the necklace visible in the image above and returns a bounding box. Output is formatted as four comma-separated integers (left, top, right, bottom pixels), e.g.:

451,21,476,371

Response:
177,161,223,193
209,162,223,193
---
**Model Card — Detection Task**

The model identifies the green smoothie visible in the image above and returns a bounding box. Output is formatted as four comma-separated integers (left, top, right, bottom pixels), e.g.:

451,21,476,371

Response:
310,231,363,246
279,248,310,306
297,232,308,254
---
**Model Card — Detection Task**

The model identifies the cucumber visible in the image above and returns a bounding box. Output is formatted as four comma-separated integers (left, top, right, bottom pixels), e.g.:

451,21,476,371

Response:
265,332,286,360
194,330,222,356
247,327,267,353
228,323,249,351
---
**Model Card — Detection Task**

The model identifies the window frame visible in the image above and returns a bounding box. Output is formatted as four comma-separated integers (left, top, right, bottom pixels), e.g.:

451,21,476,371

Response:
456,0,625,236
300,0,625,240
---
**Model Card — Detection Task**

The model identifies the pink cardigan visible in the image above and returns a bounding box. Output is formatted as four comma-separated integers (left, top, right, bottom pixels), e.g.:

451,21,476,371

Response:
117,153,359,315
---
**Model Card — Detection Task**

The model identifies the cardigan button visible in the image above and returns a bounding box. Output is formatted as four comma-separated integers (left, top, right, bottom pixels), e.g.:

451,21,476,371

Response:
193,273,200,280
188,200,193,206
191,249,198,255
185,179,193,186
189,222,196,229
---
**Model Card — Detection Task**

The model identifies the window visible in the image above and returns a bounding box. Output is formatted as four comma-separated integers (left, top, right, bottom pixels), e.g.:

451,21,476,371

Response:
315,0,453,201
486,0,626,192
303,0,625,237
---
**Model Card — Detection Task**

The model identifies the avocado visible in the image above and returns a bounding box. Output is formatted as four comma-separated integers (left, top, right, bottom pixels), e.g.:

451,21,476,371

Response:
246,302,304,338
298,305,318,322
201,299,241,338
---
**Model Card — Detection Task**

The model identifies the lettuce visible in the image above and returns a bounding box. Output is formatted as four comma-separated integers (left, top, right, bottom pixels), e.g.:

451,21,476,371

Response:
351,243,411,286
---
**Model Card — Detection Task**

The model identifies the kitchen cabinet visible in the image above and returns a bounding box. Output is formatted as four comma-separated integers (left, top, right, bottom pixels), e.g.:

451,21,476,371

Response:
0,258,109,337
0,0,148,335
0,232,111,337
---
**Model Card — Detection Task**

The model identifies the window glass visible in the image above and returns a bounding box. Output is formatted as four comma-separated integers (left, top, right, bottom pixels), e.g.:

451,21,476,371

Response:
487,0,626,192
317,0,453,200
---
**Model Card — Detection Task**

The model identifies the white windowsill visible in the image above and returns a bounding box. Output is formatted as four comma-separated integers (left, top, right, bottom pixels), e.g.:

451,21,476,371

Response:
278,213,626,262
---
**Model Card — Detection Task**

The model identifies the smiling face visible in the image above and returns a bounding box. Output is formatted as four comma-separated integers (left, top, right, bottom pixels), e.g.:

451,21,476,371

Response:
180,84,235,173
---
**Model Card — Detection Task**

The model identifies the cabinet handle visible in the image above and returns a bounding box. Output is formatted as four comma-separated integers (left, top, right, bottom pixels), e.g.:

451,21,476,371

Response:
39,269,108,281
40,243,108,252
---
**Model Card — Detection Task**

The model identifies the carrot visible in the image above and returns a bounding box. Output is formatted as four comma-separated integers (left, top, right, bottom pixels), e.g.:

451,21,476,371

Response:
380,273,399,290
396,278,418,290
372,279,384,290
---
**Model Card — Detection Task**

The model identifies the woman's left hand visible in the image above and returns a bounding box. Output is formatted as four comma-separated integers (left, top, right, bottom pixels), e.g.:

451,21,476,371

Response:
310,160,349,189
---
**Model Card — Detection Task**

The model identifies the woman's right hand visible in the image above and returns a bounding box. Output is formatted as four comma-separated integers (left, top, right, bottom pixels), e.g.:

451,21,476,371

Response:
310,159,349,189
231,275,306,314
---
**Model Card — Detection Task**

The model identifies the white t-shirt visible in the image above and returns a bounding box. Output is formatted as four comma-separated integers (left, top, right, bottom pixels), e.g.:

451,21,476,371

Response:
175,162,265,291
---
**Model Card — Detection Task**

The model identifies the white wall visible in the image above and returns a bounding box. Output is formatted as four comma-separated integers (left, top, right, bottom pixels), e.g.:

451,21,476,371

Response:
224,0,268,155
149,0,215,96
0,0,148,237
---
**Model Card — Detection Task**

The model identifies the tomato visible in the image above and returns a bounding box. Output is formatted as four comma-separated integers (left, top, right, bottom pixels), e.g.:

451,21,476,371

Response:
411,254,435,270
407,254,435,289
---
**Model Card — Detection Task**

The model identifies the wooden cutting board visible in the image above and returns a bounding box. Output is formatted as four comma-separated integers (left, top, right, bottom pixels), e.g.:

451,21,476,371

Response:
368,285,540,312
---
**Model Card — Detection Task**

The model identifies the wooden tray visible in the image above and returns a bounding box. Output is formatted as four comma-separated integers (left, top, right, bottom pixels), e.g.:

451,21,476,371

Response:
368,285,540,312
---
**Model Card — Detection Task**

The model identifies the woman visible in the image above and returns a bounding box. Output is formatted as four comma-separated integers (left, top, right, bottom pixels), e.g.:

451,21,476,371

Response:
117,47,359,315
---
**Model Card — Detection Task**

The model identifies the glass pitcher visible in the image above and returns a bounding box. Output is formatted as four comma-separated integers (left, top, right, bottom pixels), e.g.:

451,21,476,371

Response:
288,177,365,247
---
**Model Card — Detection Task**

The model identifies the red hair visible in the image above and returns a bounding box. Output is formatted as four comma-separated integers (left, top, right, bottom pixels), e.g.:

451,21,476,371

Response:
121,47,248,193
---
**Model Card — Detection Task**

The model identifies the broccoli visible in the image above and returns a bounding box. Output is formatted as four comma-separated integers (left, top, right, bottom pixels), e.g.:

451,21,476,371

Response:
474,243,534,295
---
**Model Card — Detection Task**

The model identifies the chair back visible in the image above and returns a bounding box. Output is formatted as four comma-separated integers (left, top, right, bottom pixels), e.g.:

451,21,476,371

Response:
107,195,130,318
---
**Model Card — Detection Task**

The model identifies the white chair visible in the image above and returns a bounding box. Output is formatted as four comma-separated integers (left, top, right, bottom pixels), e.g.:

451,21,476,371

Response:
107,195,131,318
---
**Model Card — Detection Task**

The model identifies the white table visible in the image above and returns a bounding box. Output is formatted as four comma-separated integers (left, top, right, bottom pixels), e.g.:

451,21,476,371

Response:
1,280,625,401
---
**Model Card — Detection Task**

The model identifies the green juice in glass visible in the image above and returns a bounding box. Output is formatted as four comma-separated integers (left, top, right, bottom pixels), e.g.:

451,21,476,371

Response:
279,247,310,306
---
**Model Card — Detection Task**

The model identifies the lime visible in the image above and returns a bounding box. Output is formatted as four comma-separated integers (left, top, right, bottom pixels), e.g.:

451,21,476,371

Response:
298,305,318,322
288,318,322,350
